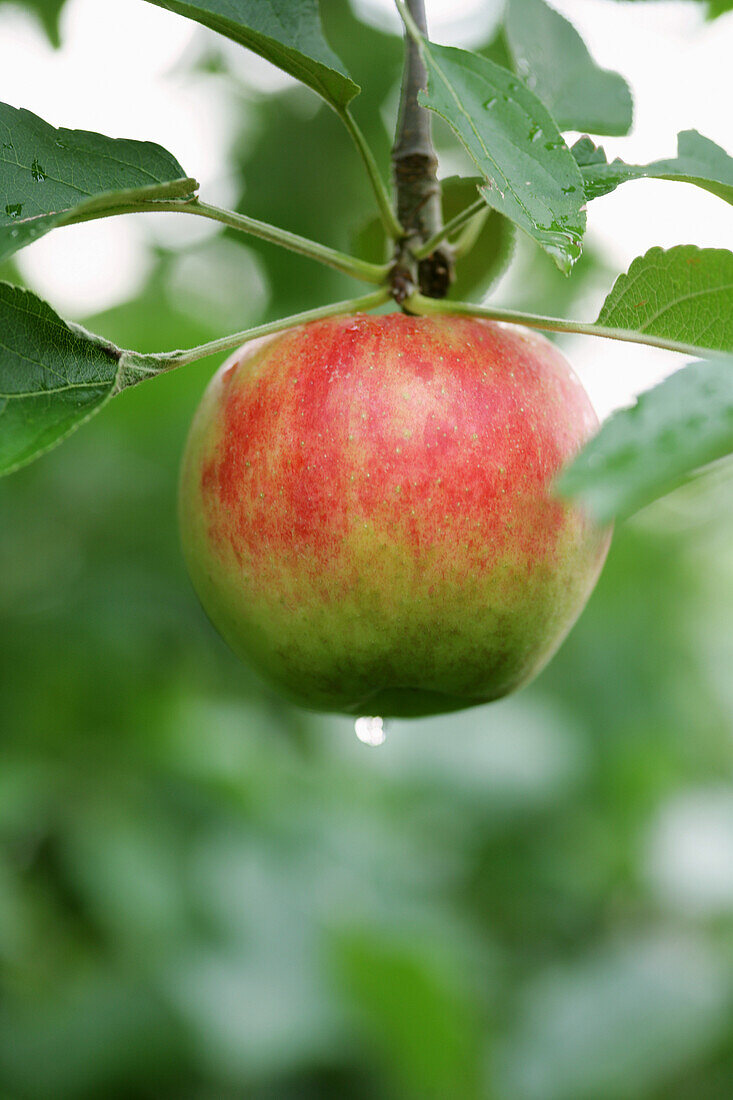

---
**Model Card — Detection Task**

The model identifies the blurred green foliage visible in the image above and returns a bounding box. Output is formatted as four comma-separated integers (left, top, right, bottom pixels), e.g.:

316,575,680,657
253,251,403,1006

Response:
2,3,733,1097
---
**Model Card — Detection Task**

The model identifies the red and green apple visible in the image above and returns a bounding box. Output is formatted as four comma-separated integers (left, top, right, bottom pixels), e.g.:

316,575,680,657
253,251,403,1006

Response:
179,312,610,717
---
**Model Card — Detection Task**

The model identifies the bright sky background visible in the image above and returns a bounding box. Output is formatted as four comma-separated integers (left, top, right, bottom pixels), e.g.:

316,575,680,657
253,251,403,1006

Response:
0,0,731,418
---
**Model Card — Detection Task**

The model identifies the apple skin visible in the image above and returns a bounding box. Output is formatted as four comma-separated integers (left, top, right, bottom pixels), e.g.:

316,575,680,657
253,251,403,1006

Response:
179,312,610,717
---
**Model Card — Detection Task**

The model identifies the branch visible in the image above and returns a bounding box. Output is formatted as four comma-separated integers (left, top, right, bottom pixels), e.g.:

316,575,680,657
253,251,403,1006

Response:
392,0,452,299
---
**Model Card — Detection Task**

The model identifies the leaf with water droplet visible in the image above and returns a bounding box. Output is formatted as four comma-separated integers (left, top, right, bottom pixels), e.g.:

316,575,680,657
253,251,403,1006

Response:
409,34,586,271
0,102,198,262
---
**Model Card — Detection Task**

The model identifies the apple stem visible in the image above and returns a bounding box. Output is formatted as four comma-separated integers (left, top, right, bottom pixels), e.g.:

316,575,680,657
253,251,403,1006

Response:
391,0,453,300
451,206,492,261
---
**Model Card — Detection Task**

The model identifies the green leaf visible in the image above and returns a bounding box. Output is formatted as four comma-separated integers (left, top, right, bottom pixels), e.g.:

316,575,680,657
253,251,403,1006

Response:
0,282,123,475
407,28,586,273
142,0,358,109
0,0,66,45
560,244,733,517
505,0,633,136
597,246,733,354
573,130,733,203
0,103,197,263
559,358,733,521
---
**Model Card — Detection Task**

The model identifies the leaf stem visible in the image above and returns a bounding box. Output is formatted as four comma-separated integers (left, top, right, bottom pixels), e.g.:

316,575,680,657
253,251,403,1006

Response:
412,198,486,259
405,293,723,358
67,197,389,285
452,206,491,260
124,288,391,381
338,108,403,240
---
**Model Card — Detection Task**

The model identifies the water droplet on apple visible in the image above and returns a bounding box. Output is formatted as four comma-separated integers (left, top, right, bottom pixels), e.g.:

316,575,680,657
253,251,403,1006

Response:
354,715,386,747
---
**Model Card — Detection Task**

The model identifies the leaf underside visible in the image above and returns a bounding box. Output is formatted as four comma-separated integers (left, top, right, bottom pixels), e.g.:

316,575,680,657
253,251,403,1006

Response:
505,0,633,136
141,0,358,108
0,282,123,475
560,357,733,522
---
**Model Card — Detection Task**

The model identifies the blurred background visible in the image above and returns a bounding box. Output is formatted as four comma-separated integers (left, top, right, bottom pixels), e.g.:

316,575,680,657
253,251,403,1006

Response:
1,1,733,1096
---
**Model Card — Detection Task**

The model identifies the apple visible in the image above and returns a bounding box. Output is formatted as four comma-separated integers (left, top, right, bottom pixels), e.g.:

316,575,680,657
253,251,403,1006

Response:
179,312,610,717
